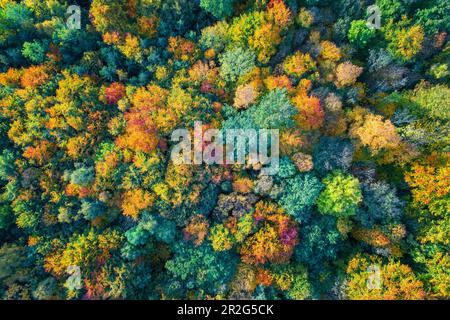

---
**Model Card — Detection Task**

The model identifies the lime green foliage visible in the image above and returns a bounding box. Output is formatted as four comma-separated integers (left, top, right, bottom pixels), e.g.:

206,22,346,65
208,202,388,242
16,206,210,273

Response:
22,40,47,64
429,63,449,80
252,89,297,129
210,224,234,251
348,20,376,48
375,0,405,20
279,173,323,222
415,0,450,34
317,171,362,217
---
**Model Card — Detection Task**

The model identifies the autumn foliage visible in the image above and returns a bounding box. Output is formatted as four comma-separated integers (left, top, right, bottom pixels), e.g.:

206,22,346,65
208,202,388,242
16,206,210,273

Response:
0,0,447,301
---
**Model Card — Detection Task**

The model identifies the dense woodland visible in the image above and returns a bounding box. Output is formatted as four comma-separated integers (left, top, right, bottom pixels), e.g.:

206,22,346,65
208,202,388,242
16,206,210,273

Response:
0,0,448,300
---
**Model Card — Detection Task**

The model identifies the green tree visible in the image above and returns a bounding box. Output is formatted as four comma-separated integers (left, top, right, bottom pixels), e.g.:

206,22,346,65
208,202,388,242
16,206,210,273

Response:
407,83,450,121
22,40,47,64
415,0,450,34
165,242,238,295
252,89,297,129
278,173,323,223
200,0,235,19
219,47,256,82
348,20,377,48
375,0,405,21
317,171,362,217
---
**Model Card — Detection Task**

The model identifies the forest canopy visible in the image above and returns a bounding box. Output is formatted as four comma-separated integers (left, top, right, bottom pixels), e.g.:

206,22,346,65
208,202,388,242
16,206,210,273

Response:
0,0,448,300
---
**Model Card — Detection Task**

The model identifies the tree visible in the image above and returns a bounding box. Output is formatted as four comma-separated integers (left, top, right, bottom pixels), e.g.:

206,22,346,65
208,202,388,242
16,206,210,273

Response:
13,200,40,229
80,199,107,221
356,181,404,228
406,83,450,121
269,264,311,299
345,254,426,300
313,137,354,176
292,92,324,130
407,154,449,297
183,215,210,246
32,277,57,300
0,244,30,286
121,189,155,219
209,224,234,251
319,40,342,62
249,23,281,63
104,82,126,105
291,152,314,172
375,0,405,21
405,153,449,218
228,11,265,45
0,205,13,230
0,0,448,301
70,166,95,187
20,65,50,88
412,243,450,298
200,21,230,52
286,270,311,300
317,170,362,217
90,0,131,34
240,223,293,265
200,0,235,19
0,2,34,45
266,0,292,30
414,0,449,34
44,229,123,280
22,40,47,64
233,82,260,109
278,173,323,222
165,242,237,296
224,88,297,130
116,112,159,154
234,212,254,243
219,47,256,82
294,215,343,270
0,149,16,180
296,8,314,28
348,20,376,48
240,201,298,265
252,89,297,129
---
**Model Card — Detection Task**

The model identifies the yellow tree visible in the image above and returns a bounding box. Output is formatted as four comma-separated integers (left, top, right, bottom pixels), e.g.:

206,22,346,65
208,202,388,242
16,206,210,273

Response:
249,23,281,63
385,18,424,61
284,52,316,78
346,254,426,300
349,107,401,156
